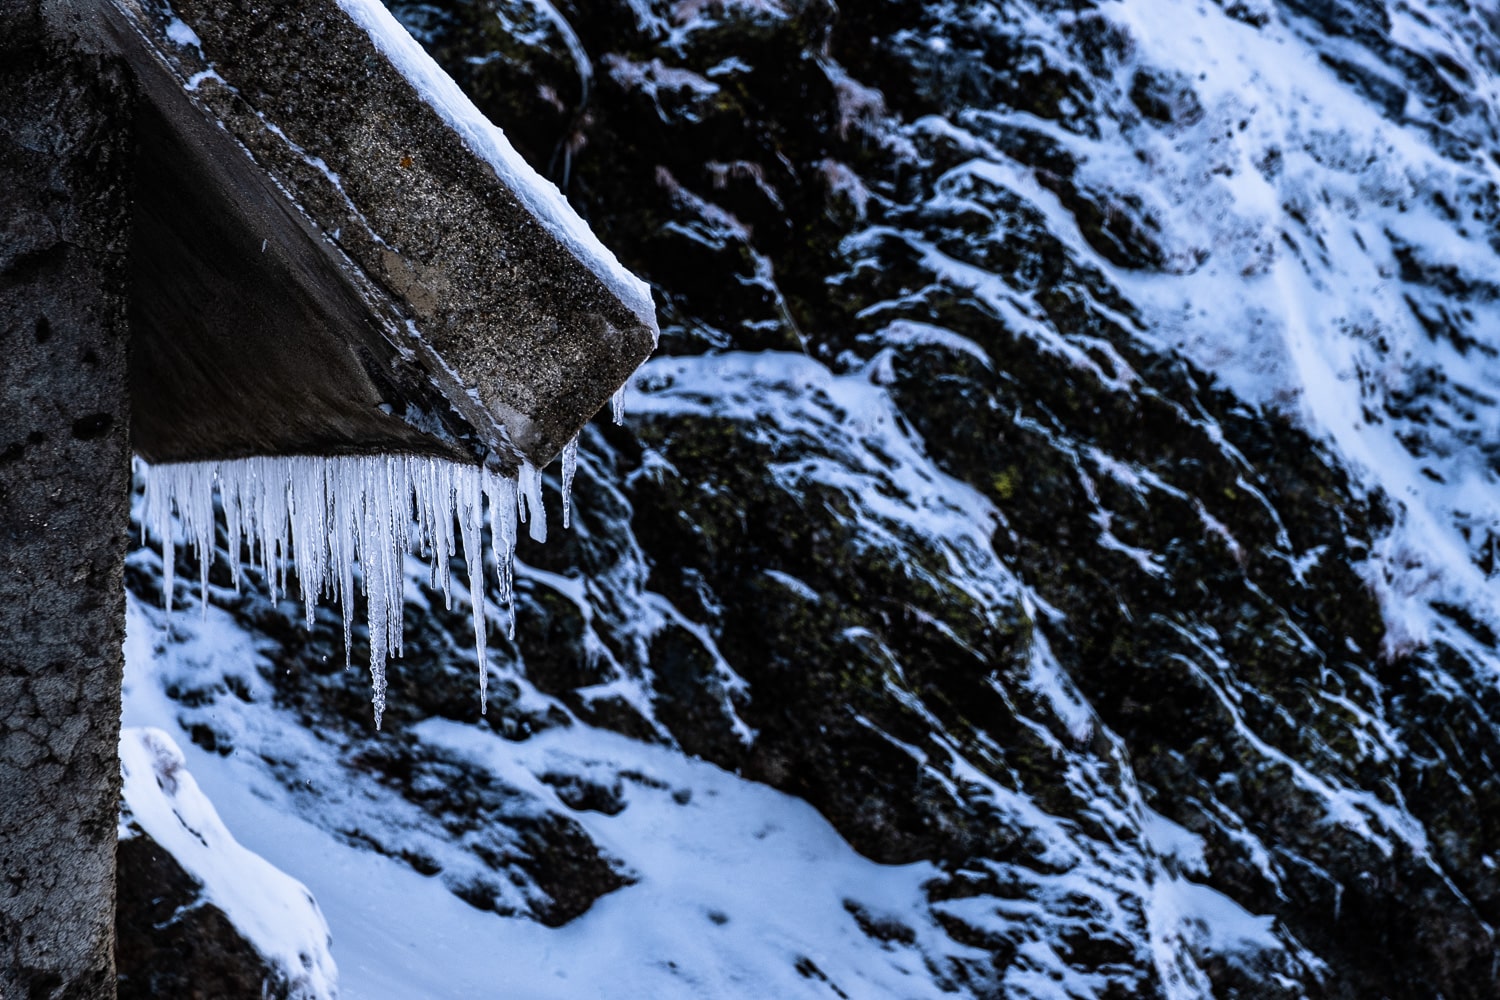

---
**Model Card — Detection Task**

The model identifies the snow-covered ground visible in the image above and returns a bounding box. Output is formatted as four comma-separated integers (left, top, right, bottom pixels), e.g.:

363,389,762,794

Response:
122,592,966,999
119,726,339,998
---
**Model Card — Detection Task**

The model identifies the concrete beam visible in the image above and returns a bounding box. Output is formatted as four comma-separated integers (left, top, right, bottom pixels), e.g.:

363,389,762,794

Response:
103,0,657,470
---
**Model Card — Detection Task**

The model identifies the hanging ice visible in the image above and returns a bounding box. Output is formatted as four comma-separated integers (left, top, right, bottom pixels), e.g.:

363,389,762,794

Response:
141,449,578,728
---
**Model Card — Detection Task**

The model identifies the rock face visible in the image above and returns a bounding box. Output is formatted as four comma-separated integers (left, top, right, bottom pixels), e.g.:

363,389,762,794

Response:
119,0,1500,997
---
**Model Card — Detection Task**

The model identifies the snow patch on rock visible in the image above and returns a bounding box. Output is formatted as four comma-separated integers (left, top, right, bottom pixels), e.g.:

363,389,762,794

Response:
119,726,339,999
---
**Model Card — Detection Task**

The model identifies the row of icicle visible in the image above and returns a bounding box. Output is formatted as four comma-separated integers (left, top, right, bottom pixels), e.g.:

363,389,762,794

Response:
141,440,580,728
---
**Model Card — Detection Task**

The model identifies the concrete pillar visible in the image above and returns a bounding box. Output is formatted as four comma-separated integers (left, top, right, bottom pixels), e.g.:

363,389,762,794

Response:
0,4,134,997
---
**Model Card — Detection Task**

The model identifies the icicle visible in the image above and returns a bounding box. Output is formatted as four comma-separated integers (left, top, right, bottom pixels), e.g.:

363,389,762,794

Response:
561,435,579,530
175,461,216,618
364,492,390,729
484,470,520,642
140,451,577,730
289,456,326,629
142,463,177,612
222,463,245,594
517,461,547,543
330,459,357,668
611,385,626,425
432,459,455,610
456,465,487,712
415,457,440,589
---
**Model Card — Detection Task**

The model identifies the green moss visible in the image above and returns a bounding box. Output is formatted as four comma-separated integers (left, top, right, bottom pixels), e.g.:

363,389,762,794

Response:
991,467,1019,501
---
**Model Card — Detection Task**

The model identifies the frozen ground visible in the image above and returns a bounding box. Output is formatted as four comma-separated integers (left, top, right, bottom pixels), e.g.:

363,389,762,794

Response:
122,594,967,999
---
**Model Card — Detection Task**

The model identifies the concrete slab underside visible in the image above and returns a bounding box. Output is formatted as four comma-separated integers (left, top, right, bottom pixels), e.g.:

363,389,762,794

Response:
107,0,657,470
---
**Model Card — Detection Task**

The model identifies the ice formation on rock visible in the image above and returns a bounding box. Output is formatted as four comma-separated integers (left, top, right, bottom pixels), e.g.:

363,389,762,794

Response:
141,451,575,727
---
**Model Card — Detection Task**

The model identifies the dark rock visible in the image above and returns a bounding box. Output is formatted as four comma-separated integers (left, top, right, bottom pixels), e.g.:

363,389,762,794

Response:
115,828,288,1000
1128,66,1204,126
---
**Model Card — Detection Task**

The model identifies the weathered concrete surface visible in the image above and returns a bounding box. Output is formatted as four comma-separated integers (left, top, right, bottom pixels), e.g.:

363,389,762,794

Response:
0,4,134,997
126,78,476,464
104,0,658,471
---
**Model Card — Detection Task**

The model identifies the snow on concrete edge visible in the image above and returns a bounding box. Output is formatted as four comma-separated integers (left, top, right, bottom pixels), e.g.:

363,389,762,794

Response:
334,0,659,336
119,726,339,1000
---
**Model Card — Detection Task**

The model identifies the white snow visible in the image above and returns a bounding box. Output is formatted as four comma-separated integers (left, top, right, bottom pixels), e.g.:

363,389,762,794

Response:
120,594,968,1000
603,55,720,119
119,329,1329,1000
624,348,1307,995
628,350,1021,618
119,726,338,999
838,0,1500,915
859,319,992,368
333,0,658,334
1077,0,1500,645
164,16,202,49
1147,872,1280,999
114,0,1500,993
1022,627,1095,745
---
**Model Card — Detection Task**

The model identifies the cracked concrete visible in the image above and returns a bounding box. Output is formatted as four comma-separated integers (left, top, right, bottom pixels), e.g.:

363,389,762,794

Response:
0,6,133,997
